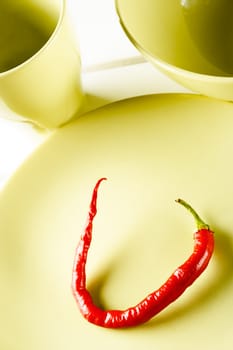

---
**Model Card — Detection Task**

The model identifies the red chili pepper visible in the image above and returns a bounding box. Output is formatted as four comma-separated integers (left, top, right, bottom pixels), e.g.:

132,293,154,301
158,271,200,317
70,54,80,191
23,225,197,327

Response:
71,178,214,328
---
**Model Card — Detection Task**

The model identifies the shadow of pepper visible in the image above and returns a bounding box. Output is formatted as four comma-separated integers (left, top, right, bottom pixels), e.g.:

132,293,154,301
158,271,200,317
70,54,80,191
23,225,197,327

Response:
87,226,233,330
87,257,124,311
138,227,233,330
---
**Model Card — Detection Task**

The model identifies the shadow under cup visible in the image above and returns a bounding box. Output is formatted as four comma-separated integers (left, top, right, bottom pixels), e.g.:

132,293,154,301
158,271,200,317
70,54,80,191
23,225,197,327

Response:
0,0,83,128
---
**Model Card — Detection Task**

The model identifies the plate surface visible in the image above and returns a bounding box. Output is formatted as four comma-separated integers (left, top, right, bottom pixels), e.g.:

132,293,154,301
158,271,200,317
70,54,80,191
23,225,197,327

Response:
1,94,233,349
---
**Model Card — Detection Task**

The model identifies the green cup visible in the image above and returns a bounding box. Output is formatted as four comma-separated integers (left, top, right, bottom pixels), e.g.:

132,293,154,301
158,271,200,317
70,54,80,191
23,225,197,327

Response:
116,0,233,102
0,0,83,128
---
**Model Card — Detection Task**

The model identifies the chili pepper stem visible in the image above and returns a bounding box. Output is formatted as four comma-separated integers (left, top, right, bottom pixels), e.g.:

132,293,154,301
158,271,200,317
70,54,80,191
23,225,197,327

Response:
176,198,209,230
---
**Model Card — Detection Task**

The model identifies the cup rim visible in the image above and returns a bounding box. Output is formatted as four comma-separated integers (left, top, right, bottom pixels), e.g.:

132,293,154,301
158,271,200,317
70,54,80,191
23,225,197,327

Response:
115,0,233,82
0,0,66,77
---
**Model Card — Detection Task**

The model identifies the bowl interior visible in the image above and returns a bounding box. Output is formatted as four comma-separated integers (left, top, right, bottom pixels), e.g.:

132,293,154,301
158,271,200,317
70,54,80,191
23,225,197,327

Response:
116,0,232,77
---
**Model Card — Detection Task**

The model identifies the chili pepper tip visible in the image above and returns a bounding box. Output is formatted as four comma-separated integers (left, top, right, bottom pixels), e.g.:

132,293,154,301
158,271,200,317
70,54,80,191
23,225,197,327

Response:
98,177,107,182
176,198,209,231
95,177,107,187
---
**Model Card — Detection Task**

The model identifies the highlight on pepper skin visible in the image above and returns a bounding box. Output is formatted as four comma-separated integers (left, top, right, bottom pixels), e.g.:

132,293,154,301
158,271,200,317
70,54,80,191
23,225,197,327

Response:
71,178,215,328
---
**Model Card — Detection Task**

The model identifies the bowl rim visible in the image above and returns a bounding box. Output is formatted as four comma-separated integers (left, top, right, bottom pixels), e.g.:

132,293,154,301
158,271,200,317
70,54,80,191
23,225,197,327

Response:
115,0,233,82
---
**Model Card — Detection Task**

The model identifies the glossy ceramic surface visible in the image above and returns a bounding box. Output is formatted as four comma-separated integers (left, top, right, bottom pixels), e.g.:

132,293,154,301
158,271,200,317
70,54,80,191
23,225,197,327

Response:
181,0,233,74
0,94,233,349
0,0,83,128
116,0,233,101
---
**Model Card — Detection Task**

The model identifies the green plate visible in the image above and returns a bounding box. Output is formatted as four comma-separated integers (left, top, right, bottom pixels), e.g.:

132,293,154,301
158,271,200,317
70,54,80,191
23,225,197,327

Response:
0,94,233,349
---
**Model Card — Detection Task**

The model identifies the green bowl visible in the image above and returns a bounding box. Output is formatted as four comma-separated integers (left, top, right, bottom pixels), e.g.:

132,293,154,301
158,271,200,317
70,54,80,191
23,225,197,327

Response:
115,0,233,101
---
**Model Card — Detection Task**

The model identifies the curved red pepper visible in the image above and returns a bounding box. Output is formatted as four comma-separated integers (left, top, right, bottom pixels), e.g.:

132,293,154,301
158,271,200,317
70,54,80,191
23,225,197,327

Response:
71,178,214,328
